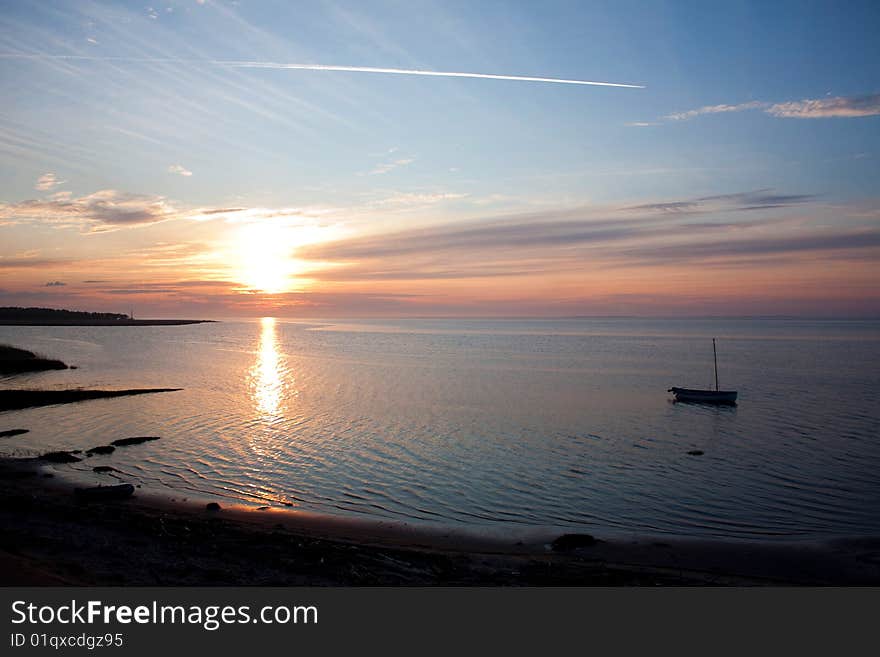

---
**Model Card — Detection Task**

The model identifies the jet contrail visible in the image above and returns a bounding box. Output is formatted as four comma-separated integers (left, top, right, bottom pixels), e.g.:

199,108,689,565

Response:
0,53,644,88
222,61,644,88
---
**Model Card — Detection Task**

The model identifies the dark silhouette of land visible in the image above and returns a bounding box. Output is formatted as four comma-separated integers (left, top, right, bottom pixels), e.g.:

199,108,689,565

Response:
0,388,182,411
0,344,68,374
0,307,212,326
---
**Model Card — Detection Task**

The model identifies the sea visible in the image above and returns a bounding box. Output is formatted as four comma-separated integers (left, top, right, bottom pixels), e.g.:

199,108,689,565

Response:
1,317,878,541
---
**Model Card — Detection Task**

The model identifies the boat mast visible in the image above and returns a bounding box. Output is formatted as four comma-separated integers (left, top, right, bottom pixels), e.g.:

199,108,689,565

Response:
713,338,719,391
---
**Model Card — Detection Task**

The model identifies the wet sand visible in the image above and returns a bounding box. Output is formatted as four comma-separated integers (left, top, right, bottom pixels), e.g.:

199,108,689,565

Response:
2,457,879,586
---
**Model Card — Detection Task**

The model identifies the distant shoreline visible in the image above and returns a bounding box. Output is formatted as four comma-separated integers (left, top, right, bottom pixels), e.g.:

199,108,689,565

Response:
0,319,214,326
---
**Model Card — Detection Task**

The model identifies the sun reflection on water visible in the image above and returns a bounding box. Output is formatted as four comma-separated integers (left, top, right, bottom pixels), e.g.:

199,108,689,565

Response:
251,317,284,420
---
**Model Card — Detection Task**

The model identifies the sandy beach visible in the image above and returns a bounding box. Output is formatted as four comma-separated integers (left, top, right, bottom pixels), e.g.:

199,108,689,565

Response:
2,456,879,586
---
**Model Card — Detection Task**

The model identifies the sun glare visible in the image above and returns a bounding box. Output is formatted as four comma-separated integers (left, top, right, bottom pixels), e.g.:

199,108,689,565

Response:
251,316,283,418
235,222,323,294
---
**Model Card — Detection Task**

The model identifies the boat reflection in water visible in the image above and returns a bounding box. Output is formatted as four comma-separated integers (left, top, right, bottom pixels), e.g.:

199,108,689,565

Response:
250,317,285,420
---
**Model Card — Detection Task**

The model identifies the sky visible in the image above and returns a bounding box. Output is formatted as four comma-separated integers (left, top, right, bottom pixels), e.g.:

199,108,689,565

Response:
1,0,878,318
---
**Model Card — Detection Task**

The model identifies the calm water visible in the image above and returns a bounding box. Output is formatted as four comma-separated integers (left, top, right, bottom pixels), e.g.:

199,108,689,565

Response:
2,318,879,541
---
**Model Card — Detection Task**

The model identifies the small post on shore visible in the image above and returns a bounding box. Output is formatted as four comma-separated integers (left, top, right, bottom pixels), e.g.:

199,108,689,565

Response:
713,338,719,391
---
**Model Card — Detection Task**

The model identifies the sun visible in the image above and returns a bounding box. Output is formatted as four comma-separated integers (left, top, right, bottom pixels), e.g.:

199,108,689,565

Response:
236,223,300,294
232,218,339,294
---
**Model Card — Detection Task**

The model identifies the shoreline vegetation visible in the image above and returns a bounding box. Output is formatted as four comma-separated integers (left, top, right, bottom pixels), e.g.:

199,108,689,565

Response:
0,306,213,326
0,344,68,374
1,456,879,585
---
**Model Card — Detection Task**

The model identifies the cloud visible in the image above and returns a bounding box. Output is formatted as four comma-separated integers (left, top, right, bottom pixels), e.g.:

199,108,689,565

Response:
622,229,880,263
0,256,73,269
198,207,247,215
168,164,193,176
368,158,414,175
368,191,468,209
665,101,768,121
294,190,873,284
766,94,880,119
624,188,817,214
35,172,66,191
659,94,880,123
44,281,66,286
0,190,178,231
624,122,660,127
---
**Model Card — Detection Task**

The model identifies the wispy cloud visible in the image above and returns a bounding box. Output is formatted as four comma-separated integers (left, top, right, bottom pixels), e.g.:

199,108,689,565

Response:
34,172,65,191
664,101,768,121
368,191,468,209
766,94,880,118
625,189,818,214
168,163,193,176
0,190,178,231
295,190,872,284
368,157,414,175
655,94,880,124
44,280,66,286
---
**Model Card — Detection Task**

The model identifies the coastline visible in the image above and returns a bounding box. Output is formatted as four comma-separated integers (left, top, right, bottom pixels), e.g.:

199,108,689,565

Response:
0,319,214,326
2,456,879,586
0,388,183,412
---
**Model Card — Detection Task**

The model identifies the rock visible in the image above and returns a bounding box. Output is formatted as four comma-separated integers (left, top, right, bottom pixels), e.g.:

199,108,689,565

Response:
111,436,161,447
74,483,134,501
551,533,600,551
0,429,29,438
687,450,704,456
86,445,116,455
39,450,82,463
205,502,221,511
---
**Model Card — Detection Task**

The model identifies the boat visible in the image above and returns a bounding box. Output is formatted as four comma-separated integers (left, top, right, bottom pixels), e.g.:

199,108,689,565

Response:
669,338,738,405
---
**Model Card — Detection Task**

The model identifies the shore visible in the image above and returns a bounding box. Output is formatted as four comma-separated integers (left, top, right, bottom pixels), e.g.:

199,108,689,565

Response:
2,457,879,586
0,344,67,374
0,388,183,412
0,319,213,326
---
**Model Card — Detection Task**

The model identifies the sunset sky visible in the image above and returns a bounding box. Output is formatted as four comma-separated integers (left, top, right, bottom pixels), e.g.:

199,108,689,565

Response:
1,0,878,318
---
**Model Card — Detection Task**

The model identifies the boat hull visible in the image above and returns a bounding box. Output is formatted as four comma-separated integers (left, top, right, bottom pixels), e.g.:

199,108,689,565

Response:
668,387,738,405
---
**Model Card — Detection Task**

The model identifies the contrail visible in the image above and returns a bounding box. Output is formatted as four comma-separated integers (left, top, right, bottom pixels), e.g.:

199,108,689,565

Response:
0,53,644,88
222,61,644,88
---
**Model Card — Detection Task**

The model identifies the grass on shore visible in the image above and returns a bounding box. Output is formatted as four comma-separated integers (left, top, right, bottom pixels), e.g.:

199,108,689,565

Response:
0,344,68,374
